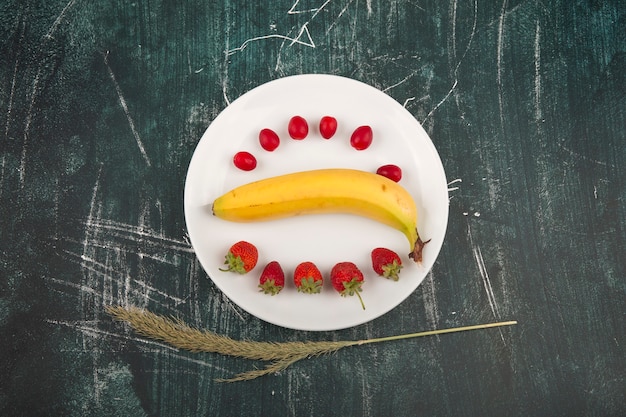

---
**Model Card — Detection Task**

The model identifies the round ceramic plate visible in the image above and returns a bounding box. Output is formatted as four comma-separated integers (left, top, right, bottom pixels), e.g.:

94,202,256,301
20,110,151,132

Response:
184,74,448,331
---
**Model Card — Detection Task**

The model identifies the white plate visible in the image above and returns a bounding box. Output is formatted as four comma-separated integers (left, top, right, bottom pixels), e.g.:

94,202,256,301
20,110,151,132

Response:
184,74,448,331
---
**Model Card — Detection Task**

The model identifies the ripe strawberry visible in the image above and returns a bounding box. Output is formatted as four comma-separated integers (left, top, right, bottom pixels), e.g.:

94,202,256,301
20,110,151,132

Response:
258,261,285,295
330,262,365,309
219,241,258,274
371,247,403,281
293,261,323,294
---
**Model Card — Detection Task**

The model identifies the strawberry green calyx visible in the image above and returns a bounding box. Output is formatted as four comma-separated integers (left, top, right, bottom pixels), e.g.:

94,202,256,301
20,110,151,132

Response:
219,252,248,274
381,259,402,281
341,279,365,310
259,279,283,295
258,261,284,295
219,241,258,274
297,277,322,294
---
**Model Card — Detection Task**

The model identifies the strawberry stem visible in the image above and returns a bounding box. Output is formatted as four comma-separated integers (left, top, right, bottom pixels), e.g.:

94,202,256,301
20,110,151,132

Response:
219,253,247,274
355,290,365,310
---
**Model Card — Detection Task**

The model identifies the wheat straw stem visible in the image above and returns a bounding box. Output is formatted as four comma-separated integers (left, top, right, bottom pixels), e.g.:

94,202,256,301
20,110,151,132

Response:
355,320,518,345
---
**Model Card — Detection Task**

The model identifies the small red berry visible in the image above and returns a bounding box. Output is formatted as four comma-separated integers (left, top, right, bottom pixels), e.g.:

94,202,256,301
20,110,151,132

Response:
259,128,280,151
350,125,373,150
233,151,257,171
258,261,285,295
293,261,323,294
288,116,309,140
330,262,365,310
371,247,403,281
319,116,338,139
376,164,402,182
219,241,258,274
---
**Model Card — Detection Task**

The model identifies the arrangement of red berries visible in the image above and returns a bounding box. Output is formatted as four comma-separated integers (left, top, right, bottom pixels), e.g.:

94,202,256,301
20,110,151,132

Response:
220,241,405,310
231,115,402,183
223,115,410,309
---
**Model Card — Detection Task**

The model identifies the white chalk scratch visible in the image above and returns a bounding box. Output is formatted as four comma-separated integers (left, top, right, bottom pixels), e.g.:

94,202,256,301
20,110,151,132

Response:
450,0,478,63
467,222,505,343
82,218,194,253
451,0,459,59
19,0,80,186
222,75,231,106
226,23,315,56
4,42,20,141
275,1,330,72
47,276,101,297
473,244,501,320
453,0,478,122
46,318,232,373
410,1,425,12
534,19,542,121
47,318,179,352
20,68,42,187
222,16,232,105
60,249,187,307
557,142,611,167
0,155,5,200
423,79,458,122
382,70,419,93
496,0,508,129
83,165,103,265
421,272,441,331
78,165,104,402
103,52,151,166
288,0,331,14
133,278,187,305
425,0,477,122
326,0,356,34
447,178,462,192
45,0,78,39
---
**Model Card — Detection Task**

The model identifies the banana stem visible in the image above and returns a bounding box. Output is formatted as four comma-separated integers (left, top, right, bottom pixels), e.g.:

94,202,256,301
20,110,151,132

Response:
409,235,430,263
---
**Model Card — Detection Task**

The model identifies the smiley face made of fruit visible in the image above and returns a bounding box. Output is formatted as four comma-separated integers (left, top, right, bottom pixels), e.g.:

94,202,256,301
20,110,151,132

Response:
213,116,429,306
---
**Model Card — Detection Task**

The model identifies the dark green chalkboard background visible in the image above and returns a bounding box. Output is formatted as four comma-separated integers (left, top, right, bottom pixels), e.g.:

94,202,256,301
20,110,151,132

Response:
1,1,624,416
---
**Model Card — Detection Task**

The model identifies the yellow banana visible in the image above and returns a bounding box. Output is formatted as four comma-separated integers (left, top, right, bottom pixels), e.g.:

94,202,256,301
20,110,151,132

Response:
212,168,428,262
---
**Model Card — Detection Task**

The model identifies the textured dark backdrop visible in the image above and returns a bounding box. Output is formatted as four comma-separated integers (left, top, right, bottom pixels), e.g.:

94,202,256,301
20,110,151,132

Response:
1,1,624,416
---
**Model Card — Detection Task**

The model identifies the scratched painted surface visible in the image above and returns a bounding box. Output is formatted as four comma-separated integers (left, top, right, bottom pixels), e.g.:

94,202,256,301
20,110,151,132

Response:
1,0,624,416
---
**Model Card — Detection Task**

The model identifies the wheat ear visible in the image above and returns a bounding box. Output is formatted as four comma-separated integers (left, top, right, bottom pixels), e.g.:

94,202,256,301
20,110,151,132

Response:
106,305,516,382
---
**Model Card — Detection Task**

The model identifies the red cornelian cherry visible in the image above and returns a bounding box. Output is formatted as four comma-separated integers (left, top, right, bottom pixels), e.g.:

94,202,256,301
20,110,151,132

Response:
288,116,309,140
350,125,373,150
319,116,337,139
233,151,257,171
259,128,280,151
376,164,402,182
